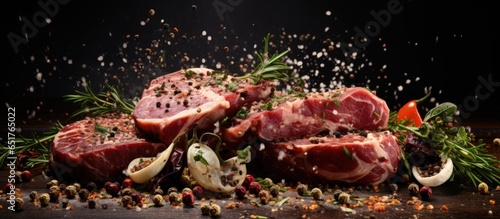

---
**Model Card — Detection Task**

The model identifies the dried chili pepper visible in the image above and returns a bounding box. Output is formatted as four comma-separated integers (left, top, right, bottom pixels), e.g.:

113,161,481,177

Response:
396,91,431,127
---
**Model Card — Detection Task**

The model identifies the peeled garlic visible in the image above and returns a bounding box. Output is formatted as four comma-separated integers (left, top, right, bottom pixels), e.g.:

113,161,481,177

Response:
187,143,251,193
412,157,453,187
124,141,175,184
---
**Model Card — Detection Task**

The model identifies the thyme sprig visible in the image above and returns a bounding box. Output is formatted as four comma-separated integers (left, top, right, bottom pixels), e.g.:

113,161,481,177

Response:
64,82,137,118
239,33,290,84
388,102,500,186
0,121,63,169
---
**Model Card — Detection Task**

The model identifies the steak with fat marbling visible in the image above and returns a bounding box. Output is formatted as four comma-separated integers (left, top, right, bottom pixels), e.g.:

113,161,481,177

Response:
249,131,400,185
133,68,275,145
49,113,167,184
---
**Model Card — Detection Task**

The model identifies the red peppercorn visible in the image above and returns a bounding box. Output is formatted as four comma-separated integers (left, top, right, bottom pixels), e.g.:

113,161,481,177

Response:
122,178,134,189
419,186,432,201
21,170,32,182
242,174,255,188
182,191,195,207
106,182,120,197
248,181,262,196
3,183,14,194
234,185,247,199
131,191,143,204
192,185,205,200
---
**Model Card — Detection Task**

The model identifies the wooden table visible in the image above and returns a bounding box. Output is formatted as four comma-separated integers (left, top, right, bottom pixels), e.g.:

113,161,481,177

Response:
1,118,499,219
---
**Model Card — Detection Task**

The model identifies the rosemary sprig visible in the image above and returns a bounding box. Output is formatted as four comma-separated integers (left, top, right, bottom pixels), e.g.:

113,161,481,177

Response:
239,33,290,84
64,82,137,118
388,102,500,186
0,121,63,169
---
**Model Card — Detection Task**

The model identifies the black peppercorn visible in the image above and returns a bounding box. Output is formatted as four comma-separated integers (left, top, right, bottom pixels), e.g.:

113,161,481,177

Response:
156,102,161,107
78,189,90,202
88,199,96,209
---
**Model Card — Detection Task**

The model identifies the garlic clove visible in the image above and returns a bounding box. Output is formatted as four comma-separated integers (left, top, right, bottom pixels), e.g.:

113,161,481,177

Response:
124,141,175,184
412,158,453,187
187,143,250,194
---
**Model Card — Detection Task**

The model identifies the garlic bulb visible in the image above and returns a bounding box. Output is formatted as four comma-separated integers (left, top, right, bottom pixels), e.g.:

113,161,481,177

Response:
124,141,175,184
187,143,251,193
412,157,453,187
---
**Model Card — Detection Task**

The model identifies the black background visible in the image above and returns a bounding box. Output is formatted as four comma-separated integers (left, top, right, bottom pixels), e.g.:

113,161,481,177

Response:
2,0,499,132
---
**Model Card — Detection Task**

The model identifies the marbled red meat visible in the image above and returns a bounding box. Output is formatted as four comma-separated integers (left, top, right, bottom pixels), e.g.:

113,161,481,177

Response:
250,131,400,185
49,113,167,184
223,87,390,143
133,68,275,145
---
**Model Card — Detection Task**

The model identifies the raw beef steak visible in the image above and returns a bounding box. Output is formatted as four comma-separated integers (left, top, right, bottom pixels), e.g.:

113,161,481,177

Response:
133,68,275,145
50,113,167,184
250,131,400,185
223,87,390,143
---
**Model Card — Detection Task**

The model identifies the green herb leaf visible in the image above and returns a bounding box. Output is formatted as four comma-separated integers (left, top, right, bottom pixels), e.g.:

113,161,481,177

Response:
343,146,353,159
423,102,457,122
94,123,110,134
194,150,209,166
237,146,252,160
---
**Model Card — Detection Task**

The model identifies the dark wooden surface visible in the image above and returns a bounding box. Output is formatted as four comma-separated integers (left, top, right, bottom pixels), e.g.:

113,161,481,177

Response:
1,119,499,219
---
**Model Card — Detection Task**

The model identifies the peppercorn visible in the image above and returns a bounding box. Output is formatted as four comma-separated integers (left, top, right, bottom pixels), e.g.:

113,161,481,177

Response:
73,182,81,191
258,190,270,204
335,131,342,138
169,192,180,205
389,183,398,193
296,183,308,196
311,188,323,200
21,170,32,182
243,174,255,188
270,185,280,198
262,177,274,186
122,178,134,189
14,171,23,183
156,102,161,107
478,182,489,194
338,192,350,204
3,183,14,194
14,197,24,211
131,191,143,205
209,203,222,217
39,193,50,207
88,199,96,209
167,187,178,195
192,185,204,200
122,195,133,207
201,203,211,215
49,185,60,203
106,182,120,197
331,189,342,201
152,194,164,207
234,185,247,199
120,188,133,197
359,130,368,137
154,188,164,196
61,198,69,208
248,181,262,196
65,185,78,199
78,189,90,202
408,183,420,196
182,190,195,207
29,191,38,201
101,203,108,209
86,182,97,192
46,179,59,189
59,183,67,193
419,186,432,201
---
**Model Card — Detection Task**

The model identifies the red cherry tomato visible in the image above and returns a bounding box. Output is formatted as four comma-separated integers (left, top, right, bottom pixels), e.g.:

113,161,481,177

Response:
396,92,431,127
